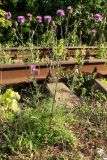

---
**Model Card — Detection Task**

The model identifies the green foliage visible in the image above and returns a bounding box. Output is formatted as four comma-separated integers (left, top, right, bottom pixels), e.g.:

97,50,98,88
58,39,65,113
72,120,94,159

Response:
76,91,107,136
0,7,12,28
0,81,107,159
40,29,56,47
1,0,107,45
53,39,67,60
0,88,20,112
0,95,77,158
0,50,14,64
71,72,85,92
96,43,107,58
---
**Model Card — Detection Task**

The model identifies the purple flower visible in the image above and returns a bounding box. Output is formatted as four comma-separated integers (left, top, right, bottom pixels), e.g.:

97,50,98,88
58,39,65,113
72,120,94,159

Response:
91,29,97,37
27,13,32,21
93,14,102,22
36,16,42,23
4,12,12,19
91,29,96,33
17,16,26,23
35,69,40,76
30,64,40,76
44,15,52,23
67,6,73,14
31,64,36,71
56,9,65,16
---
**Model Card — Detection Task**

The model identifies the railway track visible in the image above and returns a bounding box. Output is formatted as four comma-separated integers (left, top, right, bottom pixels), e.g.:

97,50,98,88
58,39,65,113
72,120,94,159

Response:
0,46,107,60
0,47,107,95
0,59,107,85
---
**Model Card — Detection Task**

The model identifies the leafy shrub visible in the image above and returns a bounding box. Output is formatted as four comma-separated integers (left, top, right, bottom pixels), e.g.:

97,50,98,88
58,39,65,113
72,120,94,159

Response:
0,97,77,158
0,88,20,113
1,0,107,45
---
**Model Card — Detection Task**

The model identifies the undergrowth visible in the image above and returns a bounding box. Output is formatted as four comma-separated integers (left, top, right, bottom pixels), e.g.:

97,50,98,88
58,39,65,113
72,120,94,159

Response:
0,81,107,159
0,90,77,159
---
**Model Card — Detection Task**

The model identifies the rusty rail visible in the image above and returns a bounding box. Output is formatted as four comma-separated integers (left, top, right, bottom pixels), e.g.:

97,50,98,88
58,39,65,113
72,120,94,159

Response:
0,46,107,59
0,46,107,85
0,59,107,85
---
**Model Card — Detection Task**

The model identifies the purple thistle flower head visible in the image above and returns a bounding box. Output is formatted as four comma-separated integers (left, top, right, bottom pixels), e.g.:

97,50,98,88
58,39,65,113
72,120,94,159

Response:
91,29,97,37
27,13,32,21
36,16,42,23
4,12,12,19
67,6,73,14
44,15,52,23
56,9,65,16
91,29,96,34
17,16,26,24
30,64,40,76
93,14,102,22
31,64,36,71
35,69,40,76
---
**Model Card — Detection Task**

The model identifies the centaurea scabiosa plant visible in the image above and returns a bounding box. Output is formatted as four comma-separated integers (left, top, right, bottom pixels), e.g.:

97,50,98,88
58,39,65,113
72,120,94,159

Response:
4,12,12,19
91,12,105,44
27,13,32,21
56,9,65,39
2,11,12,30
44,15,52,34
40,15,54,47
66,6,73,40
44,15,52,24
36,16,42,23
13,14,42,47
67,6,73,14
30,64,40,77
15,16,26,45
89,28,97,45
30,16,43,45
91,29,97,36
56,9,65,16
93,13,102,22
17,16,26,24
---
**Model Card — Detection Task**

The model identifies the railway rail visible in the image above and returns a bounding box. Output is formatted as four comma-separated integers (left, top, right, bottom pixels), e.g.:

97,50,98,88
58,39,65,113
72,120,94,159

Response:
0,59,107,85
0,46,107,96
0,46,107,60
